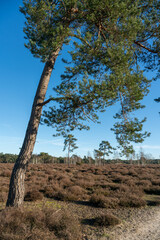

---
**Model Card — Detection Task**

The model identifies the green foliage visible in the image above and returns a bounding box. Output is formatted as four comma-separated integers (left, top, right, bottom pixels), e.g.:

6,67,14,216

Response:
99,141,115,157
63,134,78,153
94,149,104,159
39,152,53,163
0,153,18,163
20,0,82,62
41,0,160,156
111,118,151,157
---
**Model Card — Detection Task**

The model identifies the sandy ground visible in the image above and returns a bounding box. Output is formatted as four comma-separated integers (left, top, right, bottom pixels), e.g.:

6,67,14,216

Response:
110,206,160,240
56,200,160,240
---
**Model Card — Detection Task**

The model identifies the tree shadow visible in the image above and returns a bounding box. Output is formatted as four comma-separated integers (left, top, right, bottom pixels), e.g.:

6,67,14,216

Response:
71,200,93,207
81,218,96,226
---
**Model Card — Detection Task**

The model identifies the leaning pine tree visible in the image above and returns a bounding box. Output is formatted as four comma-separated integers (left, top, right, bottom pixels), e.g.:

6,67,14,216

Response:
7,0,160,207
6,0,82,207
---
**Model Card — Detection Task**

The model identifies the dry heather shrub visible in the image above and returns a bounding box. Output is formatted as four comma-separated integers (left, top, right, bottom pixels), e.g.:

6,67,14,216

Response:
45,169,54,175
0,207,81,240
43,184,61,198
60,178,73,188
107,183,120,191
144,186,160,195
36,172,46,178
0,207,54,240
115,184,130,193
112,176,128,184
43,186,55,198
45,208,81,239
118,169,129,175
89,194,118,208
128,170,137,177
67,185,86,195
0,192,8,202
54,174,73,188
48,175,54,182
151,179,160,186
136,180,152,190
138,173,153,181
0,185,9,193
24,190,43,201
110,172,122,179
94,168,103,175
65,168,72,173
113,184,144,199
0,170,11,178
119,194,146,207
54,190,80,201
75,179,95,188
92,214,121,227
93,188,110,197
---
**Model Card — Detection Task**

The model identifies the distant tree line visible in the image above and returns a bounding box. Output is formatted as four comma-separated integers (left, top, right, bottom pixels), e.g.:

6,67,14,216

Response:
0,153,18,163
0,152,160,165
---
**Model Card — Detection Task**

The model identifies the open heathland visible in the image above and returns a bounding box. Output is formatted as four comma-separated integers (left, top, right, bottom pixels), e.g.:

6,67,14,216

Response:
0,163,160,239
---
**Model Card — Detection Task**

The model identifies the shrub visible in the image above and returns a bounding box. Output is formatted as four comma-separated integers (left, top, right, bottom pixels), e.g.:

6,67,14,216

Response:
24,190,43,201
92,214,121,227
144,186,160,195
151,179,160,186
0,192,8,202
42,186,55,198
0,207,81,240
0,170,11,178
43,184,61,199
93,188,110,197
67,185,86,195
119,195,146,207
136,180,152,187
89,194,118,208
45,208,81,239
54,191,79,201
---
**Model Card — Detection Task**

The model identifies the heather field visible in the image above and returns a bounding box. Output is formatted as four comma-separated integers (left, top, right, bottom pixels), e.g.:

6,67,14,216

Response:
0,163,160,240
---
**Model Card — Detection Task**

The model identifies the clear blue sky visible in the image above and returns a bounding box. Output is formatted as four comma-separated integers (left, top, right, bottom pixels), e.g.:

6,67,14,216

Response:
0,1,160,159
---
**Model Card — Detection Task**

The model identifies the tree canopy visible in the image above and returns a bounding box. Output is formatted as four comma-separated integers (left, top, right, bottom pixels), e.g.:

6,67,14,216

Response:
43,0,160,156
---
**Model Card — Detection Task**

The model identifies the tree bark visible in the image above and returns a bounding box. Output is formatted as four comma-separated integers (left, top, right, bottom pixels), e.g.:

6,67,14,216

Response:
6,49,60,207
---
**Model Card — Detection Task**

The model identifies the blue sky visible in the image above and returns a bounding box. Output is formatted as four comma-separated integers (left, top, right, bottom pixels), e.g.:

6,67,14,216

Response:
0,1,160,159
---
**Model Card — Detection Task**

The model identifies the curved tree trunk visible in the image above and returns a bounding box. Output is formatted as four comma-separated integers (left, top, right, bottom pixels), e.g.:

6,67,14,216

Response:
6,49,60,207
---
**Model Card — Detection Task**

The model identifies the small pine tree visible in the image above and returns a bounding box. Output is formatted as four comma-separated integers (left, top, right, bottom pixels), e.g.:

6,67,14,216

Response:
63,134,78,166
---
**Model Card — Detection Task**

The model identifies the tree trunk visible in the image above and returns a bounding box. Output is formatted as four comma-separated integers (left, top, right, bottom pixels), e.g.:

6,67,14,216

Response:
6,49,60,207
68,145,70,167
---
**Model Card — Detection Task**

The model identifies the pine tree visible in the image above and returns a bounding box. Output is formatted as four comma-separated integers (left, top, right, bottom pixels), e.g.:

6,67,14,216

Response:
99,141,115,161
63,134,78,166
94,149,103,166
8,0,160,207
6,0,82,207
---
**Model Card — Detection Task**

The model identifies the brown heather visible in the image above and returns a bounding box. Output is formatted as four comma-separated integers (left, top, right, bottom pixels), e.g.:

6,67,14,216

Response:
24,190,43,201
92,213,121,227
0,163,160,208
0,207,81,240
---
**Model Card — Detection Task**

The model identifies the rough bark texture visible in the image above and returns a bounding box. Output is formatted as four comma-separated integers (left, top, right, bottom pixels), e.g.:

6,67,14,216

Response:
6,49,60,207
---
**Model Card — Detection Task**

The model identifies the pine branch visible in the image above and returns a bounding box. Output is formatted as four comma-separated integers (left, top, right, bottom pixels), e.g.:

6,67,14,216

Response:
69,33,92,48
37,96,72,106
134,41,158,53
119,92,129,123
